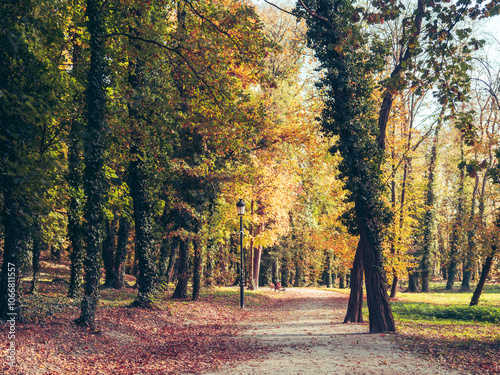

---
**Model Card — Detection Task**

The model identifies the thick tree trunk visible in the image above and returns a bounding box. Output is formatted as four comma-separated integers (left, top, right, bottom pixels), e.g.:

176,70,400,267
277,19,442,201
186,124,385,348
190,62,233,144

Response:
75,0,108,330
172,239,189,299
360,229,395,333
344,240,364,323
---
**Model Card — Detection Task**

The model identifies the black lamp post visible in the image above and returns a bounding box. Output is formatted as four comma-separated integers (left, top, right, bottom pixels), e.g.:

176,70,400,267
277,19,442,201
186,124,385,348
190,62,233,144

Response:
236,199,245,308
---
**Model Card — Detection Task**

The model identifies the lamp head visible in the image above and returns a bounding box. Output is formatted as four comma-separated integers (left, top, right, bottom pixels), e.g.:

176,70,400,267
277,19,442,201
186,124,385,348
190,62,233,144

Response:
236,199,245,216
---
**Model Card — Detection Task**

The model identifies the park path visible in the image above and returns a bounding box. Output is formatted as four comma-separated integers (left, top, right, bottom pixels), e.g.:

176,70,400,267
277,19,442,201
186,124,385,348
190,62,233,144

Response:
202,288,465,375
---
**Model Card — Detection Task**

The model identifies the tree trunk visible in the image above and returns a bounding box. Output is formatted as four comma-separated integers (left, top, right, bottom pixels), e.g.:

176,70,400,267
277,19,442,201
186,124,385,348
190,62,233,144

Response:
0,186,25,320
360,228,395,333
67,37,85,299
344,240,364,323
461,173,479,291
339,272,346,289
192,238,202,300
252,244,263,289
102,218,118,287
129,143,157,307
113,216,130,289
165,237,179,289
172,239,189,299
408,270,419,292
421,112,443,292
390,276,398,298
446,141,465,291
75,0,108,330
30,222,41,295
470,246,496,306
326,251,333,288
281,255,290,287
126,18,157,308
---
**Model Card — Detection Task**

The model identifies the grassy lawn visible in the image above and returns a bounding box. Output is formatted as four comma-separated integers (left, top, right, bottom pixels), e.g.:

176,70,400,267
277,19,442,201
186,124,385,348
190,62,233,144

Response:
389,283,500,374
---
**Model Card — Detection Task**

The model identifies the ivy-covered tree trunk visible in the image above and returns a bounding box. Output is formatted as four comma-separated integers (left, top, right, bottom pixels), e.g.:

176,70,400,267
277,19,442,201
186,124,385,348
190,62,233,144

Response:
129,143,157,307
75,0,108,330
67,125,86,297
172,238,189,299
446,142,466,291
67,36,86,299
461,174,479,291
344,240,364,323
114,216,130,289
421,114,443,292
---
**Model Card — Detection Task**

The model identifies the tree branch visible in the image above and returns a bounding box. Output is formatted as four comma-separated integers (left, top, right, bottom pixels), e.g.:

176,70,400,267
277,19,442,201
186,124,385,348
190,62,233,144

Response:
297,0,334,30
262,0,300,18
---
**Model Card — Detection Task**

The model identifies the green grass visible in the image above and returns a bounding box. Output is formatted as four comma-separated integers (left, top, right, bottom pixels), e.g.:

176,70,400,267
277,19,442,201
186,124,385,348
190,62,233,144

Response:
391,302,500,323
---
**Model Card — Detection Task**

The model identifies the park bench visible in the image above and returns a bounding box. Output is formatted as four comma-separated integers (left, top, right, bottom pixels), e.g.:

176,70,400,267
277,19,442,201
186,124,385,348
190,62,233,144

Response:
268,282,286,292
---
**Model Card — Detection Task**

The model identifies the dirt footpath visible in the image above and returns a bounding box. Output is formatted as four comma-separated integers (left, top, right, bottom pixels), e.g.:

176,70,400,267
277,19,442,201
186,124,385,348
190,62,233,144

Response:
203,288,465,375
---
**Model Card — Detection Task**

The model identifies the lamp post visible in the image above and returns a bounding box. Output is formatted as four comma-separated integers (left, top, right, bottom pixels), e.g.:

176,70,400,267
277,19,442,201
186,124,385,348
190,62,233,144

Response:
236,199,245,308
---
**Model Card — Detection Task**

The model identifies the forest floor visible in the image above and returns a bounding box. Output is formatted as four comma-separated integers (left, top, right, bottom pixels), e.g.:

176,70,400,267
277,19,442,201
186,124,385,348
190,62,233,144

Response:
1,261,499,374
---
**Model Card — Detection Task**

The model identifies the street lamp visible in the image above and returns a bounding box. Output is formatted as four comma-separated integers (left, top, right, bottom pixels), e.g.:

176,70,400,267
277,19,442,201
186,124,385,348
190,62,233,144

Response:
236,199,245,308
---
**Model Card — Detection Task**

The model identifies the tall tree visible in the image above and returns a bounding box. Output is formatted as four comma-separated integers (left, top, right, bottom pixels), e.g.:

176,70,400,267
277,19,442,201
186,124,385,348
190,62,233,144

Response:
0,0,70,319
295,0,396,332
74,0,109,330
